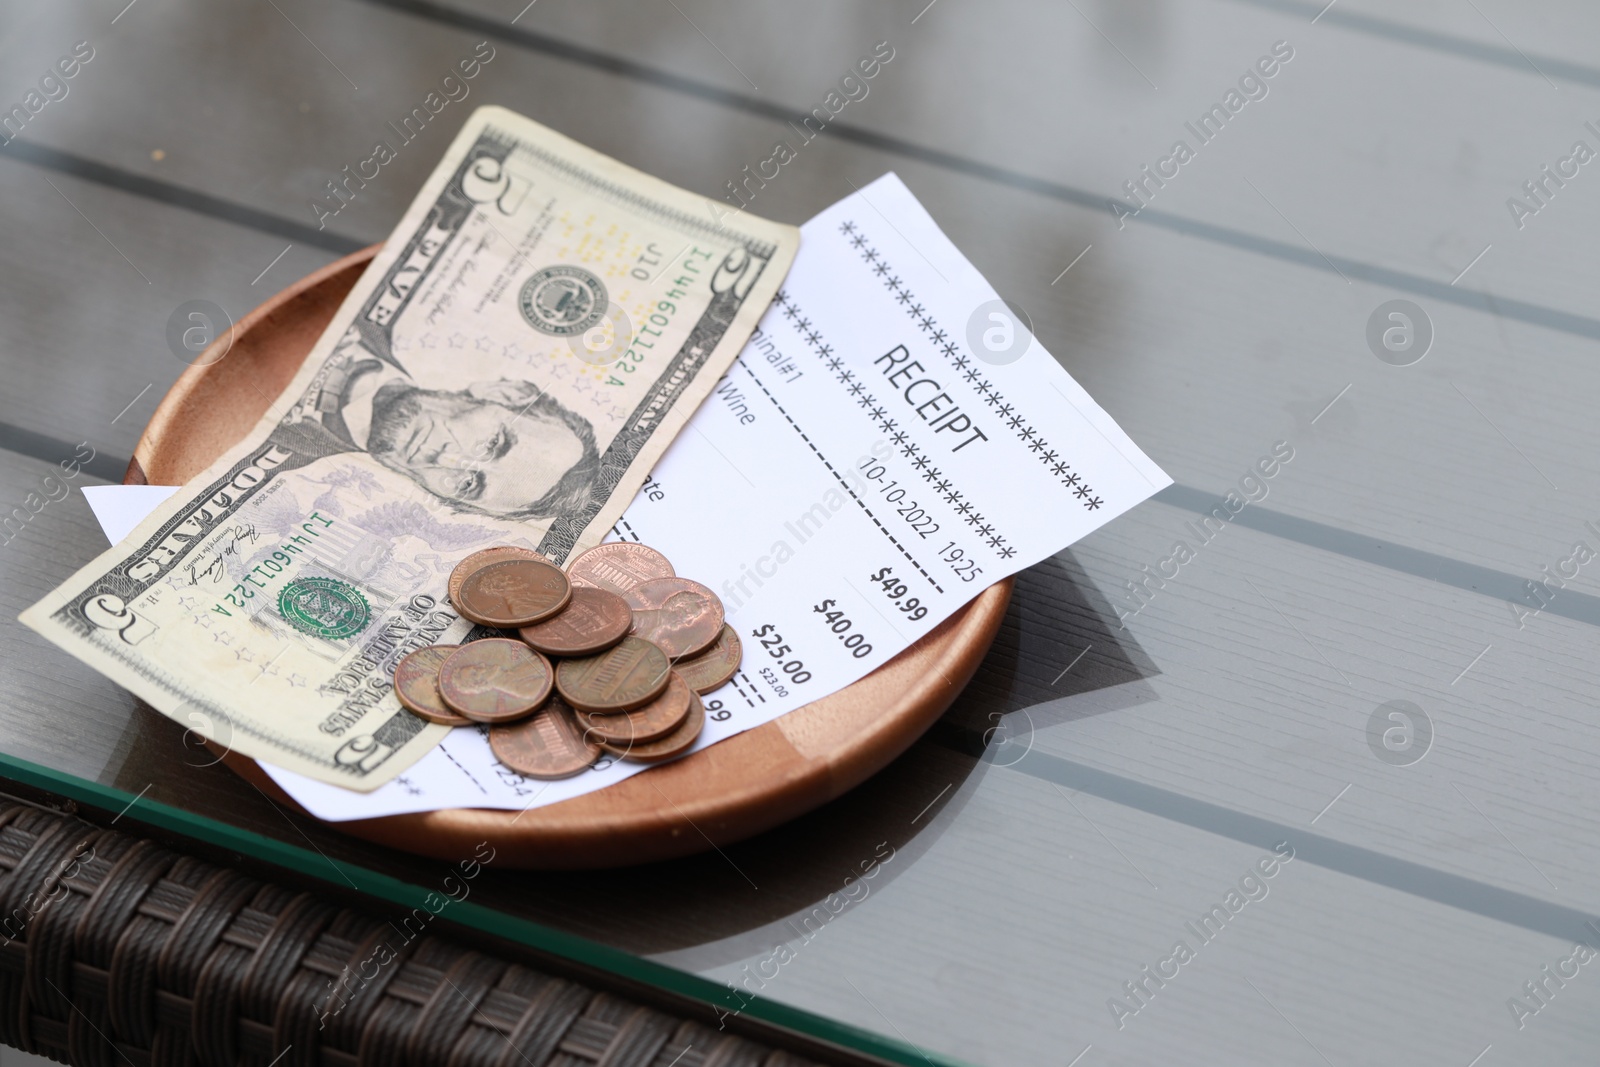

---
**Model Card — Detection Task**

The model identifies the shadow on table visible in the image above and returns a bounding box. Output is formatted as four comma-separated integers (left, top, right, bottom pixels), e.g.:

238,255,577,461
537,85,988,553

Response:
497,550,1162,958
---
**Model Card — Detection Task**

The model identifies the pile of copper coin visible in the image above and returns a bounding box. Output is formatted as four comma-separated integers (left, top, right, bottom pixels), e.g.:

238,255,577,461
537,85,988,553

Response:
392,543,742,780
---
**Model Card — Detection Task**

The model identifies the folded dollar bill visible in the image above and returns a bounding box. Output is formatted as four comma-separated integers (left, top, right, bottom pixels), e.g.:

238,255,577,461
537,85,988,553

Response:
21,106,799,790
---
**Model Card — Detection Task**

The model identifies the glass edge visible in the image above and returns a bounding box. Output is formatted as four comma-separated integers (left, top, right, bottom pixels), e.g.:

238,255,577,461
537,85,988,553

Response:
0,749,975,1067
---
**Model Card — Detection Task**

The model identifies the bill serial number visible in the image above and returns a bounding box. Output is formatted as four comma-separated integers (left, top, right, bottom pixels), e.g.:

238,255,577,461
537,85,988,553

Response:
213,512,335,616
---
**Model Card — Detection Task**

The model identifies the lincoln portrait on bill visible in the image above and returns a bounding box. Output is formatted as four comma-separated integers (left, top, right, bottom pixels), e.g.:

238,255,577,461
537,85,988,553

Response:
281,355,601,521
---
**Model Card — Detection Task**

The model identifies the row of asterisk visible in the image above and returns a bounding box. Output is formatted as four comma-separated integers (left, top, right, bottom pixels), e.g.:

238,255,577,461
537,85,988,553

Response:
774,289,1017,556
839,221,1104,513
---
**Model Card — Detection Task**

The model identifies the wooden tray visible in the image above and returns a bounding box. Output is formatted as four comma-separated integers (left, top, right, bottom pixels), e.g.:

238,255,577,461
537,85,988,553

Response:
127,246,1012,869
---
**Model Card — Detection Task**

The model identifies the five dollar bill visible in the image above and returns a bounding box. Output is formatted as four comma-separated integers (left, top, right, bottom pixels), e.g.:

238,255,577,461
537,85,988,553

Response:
20,106,799,790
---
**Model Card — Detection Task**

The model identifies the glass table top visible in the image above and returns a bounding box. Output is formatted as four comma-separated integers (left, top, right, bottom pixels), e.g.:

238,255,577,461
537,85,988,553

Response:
3,2,1600,1063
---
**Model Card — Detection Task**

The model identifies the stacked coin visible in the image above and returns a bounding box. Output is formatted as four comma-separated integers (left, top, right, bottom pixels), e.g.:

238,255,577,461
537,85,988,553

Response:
392,543,742,781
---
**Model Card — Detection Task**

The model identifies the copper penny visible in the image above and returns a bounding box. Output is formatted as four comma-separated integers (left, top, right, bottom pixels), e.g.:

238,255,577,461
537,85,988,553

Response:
449,545,552,608
437,638,554,723
672,625,742,694
575,672,691,745
623,577,726,659
455,558,571,628
489,697,601,780
554,635,670,713
517,586,633,657
566,542,674,596
602,689,705,764
393,645,470,726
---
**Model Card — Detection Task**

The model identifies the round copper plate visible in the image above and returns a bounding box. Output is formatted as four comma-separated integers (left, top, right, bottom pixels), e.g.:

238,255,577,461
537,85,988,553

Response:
131,245,1012,869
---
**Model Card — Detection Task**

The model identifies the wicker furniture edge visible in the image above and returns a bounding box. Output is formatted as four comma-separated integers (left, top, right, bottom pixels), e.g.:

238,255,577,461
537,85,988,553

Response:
0,798,841,1067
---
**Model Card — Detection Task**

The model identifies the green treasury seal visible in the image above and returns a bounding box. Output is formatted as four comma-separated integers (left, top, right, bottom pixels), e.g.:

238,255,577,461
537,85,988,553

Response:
278,577,371,640
518,265,608,337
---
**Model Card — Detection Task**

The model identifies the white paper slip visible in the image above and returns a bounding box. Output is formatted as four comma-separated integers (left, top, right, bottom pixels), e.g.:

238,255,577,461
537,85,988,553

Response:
92,174,1169,820
82,485,179,546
